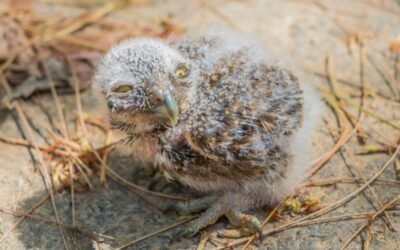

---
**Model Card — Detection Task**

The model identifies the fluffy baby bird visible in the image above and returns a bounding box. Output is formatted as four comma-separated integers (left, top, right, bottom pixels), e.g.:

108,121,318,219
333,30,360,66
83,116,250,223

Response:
93,35,321,238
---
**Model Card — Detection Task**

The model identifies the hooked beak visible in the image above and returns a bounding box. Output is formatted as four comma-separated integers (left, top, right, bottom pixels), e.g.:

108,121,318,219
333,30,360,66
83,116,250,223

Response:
153,87,179,126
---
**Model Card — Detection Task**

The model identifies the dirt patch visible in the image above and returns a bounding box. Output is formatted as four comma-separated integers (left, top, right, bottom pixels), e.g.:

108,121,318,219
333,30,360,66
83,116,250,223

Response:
0,1,399,249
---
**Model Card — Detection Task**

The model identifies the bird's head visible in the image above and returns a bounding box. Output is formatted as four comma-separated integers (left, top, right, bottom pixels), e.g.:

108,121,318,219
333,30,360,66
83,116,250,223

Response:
93,38,192,135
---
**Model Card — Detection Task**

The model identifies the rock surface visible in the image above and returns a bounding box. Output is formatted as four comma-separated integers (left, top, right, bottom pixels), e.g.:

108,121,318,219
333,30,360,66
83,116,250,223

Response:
0,0,399,249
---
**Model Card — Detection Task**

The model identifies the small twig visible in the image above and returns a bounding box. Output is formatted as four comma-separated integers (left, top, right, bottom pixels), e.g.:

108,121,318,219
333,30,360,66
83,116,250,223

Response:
325,53,398,232
101,130,113,184
335,93,400,131
0,193,50,243
68,162,76,226
48,1,122,41
340,195,400,250
106,167,191,201
0,206,115,242
308,97,355,176
366,54,400,100
0,38,38,76
306,68,397,102
213,209,400,250
59,35,108,52
326,118,397,232
41,53,69,139
395,157,400,180
300,177,400,188
115,216,197,250
70,155,94,189
364,228,372,250
342,144,397,231
0,76,70,249
0,133,47,150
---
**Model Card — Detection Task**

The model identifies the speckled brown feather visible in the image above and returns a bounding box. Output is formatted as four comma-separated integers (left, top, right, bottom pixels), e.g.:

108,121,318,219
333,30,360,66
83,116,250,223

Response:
158,39,304,196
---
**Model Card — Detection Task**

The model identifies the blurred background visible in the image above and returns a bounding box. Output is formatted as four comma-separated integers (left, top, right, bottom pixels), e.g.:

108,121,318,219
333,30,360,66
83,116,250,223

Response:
0,0,399,249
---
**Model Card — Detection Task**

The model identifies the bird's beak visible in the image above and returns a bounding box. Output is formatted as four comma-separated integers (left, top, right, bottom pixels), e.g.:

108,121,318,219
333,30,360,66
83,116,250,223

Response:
153,87,179,126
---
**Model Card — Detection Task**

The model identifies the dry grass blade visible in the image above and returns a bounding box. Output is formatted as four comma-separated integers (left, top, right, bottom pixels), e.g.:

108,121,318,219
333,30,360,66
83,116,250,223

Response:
342,144,397,231
59,35,108,52
281,210,400,229
51,1,122,40
366,54,399,100
115,216,197,250
0,76,70,249
0,133,47,150
106,167,191,201
293,143,400,223
0,206,115,242
308,97,354,176
307,55,358,176
307,68,397,102
331,45,397,232
364,228,372,250
0,193,50,243
68,162,76,226
300,177,400,187
340,194,400,250
41,55,69,138
335,94,400,131
0,38,38,76
212,209,400,250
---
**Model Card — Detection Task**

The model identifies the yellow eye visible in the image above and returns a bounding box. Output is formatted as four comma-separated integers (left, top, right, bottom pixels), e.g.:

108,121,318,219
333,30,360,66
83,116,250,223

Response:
112,84,133,93
175,64,189,78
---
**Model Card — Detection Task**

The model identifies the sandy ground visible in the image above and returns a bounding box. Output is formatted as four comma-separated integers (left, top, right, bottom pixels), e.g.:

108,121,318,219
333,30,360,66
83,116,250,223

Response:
0,0,400,249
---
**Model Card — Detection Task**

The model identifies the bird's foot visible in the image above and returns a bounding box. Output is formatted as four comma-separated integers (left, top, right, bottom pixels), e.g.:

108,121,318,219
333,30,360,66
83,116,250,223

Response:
218,211,262,238
171,197,223,239
168,196,262,240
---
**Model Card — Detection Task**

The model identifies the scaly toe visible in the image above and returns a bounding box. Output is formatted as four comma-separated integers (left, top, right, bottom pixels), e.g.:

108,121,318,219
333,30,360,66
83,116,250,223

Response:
169,199,226,240
164,195,216,216
221,210,263,239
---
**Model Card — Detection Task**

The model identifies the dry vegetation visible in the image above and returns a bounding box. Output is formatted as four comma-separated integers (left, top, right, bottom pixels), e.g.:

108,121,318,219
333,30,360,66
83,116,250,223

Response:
0,0,399,249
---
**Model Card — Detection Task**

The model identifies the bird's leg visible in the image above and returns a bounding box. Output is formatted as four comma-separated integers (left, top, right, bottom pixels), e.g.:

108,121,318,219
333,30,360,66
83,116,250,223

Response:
171,196,262,239
172,197,225,238
166,195,217,216
218,210,262,238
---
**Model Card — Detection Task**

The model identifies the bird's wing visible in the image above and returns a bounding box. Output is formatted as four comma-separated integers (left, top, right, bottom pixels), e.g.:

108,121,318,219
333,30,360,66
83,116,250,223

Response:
179,51,304,166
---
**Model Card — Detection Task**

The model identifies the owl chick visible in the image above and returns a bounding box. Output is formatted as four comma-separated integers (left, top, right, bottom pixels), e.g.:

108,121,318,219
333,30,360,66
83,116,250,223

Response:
93,35,322,238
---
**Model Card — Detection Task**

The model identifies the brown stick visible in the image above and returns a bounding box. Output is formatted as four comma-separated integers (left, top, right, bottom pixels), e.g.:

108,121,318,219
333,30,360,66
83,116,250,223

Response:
0,193,50,243
340,195,400,250
115,216,197,250
0,76,70,249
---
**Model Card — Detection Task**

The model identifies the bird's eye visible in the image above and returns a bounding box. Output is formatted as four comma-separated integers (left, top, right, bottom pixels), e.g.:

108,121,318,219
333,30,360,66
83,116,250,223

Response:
175,64,189,78
112,84,133,93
